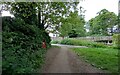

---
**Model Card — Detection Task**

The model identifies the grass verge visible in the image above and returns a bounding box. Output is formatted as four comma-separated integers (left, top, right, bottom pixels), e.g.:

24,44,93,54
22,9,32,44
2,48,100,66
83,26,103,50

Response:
60,39,107,48
52,45,61,48
71,48,118,73
51,40,60,44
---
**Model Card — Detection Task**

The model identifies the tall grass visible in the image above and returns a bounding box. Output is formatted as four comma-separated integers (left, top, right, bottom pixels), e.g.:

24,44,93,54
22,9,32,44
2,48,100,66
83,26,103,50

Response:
60,39,107,48
51,40,60,44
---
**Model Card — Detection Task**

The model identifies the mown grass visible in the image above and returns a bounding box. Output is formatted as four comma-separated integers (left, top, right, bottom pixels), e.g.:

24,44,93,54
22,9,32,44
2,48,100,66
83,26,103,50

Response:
72,48,118,73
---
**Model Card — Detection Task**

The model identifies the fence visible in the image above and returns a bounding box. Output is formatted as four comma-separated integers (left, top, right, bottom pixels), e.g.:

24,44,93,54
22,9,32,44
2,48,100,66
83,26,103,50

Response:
51,36,112,42
73,36,112,42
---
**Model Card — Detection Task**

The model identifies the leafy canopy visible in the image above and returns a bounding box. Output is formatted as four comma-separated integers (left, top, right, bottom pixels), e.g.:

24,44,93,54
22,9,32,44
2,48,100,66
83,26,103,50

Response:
59,11,85,37
88,9,117,35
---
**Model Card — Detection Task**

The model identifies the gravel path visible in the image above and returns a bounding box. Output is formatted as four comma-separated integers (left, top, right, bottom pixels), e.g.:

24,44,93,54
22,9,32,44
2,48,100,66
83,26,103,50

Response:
40,46,106,73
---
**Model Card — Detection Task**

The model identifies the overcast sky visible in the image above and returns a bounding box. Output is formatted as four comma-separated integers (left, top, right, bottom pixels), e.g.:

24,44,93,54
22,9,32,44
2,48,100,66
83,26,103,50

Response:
78,0,118,21
2,0,119,22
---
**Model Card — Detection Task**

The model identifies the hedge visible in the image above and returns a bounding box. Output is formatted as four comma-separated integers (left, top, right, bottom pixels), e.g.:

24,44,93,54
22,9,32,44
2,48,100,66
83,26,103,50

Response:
2,17,51,74
50,40,60,44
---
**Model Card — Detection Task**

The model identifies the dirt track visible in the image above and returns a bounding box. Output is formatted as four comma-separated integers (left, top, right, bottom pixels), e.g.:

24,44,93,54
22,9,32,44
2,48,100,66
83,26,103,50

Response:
40,46,107,73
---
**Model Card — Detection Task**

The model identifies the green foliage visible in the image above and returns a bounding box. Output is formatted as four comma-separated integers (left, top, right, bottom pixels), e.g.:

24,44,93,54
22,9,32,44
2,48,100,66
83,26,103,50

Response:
2,17,51,74
60,39,107,48
51,40,60,44
112,34,120,49
2,2,79,73
59,11,85,37
88,9,117,36
60,39,73,45
68,29,78,38
4,2,79,30
8,2,37,25
72,48,118,73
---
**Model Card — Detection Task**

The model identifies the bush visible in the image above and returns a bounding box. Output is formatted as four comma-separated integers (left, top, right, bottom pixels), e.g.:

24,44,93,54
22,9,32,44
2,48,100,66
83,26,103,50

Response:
112,34,120,49
60,39,73,45
2,17,51,74
60,38,107,48
51,40,60,44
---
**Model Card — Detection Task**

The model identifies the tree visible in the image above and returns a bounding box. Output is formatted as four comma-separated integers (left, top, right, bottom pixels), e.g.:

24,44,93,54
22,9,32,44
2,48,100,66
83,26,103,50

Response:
88,9,117,36
4,2,79,30
59,11,85,37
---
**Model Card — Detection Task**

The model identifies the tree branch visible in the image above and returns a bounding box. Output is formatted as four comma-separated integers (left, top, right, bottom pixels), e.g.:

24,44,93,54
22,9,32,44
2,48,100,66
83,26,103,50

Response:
45,24,49,29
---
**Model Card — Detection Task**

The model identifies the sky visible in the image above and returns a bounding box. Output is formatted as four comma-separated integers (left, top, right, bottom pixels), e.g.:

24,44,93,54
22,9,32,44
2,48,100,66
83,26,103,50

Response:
78,0,118,21
2,0,118,21
2,11,14,17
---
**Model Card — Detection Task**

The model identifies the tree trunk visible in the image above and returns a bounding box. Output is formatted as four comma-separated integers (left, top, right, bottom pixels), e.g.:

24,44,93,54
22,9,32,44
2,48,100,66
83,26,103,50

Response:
38,9,44,29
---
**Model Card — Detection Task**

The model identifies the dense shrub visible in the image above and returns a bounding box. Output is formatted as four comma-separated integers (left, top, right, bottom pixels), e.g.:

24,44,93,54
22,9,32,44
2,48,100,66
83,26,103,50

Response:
60,39,73,45
112,34,120,49
2,17,51,74
60,38,107,48
50,40,60,44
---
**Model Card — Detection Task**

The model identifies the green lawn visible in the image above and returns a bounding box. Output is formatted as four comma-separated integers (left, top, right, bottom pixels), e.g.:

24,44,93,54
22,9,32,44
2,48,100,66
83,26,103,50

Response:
72,48,118,73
